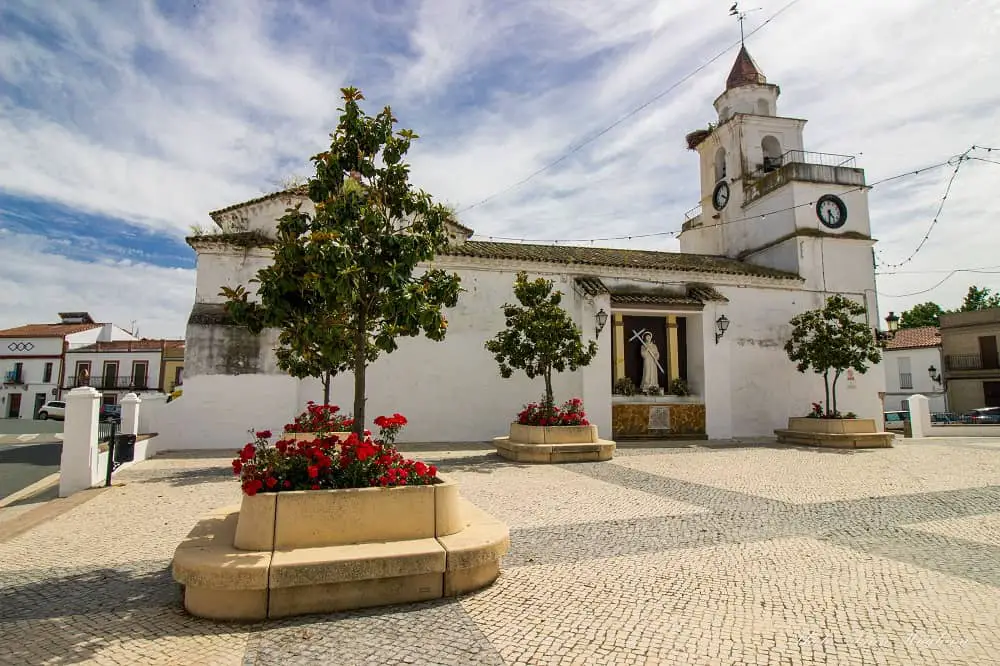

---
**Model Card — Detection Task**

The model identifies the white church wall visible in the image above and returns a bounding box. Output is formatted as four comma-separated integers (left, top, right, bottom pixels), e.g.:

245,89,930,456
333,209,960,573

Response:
295,267,589,442
726,185,796,259
719,285,885,437
195,248,273,304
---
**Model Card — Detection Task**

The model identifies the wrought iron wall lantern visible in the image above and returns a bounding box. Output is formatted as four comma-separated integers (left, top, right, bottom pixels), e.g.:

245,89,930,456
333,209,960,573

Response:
595,309,609,337
928,365,942,385
715,314,730,344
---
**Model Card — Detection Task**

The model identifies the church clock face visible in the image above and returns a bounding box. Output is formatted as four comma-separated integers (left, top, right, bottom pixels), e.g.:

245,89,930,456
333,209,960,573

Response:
816,194,847,229
712,180,730,211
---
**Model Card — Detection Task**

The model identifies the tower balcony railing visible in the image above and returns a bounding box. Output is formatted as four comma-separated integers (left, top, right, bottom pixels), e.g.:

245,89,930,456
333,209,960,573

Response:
681,204,703,231
751,150,857,179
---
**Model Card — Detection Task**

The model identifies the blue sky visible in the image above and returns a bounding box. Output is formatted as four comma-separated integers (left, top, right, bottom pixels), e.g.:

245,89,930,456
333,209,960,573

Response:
1,0,999,337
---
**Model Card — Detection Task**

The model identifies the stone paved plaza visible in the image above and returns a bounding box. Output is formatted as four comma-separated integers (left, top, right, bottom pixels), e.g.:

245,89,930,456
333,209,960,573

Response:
2,438,1000,665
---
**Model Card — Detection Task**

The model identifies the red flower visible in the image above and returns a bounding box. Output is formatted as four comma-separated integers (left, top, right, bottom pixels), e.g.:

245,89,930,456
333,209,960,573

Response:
255,430,272,440
311,484,320,490
265,477,278,489
232,459,243,475
307,465,319,479
239,443,256,461
414,461,427,476
283,480,292,489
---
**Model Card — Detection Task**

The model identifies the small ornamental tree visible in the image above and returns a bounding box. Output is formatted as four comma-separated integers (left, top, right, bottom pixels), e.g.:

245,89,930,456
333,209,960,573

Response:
784,294,881,417
222,87,462,436
485,272,598,416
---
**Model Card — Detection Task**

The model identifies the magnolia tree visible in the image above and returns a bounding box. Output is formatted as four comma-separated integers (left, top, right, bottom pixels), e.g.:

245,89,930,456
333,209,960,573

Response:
222,87,462,436
485,272,598,414
784,294,881,417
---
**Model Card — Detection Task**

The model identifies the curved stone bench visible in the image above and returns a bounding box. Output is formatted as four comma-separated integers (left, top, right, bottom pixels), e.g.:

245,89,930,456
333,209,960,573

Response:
172,497,509,621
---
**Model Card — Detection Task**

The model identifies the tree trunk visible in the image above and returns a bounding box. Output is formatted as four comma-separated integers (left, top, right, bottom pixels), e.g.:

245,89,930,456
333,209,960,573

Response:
823,371,831,416
352,309,367,437
831,370,841,417
544,367,554,415
322,371,331,405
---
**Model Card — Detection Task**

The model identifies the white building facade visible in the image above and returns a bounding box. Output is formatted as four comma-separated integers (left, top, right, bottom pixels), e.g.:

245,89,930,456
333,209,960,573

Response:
63,339,183,406
881,327,947,413
0,313,136,419
154,47,887,449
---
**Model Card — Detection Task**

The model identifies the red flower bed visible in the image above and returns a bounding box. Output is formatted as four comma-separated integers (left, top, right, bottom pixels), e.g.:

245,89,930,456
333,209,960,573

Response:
233,415,436,496
517,397,590,426
284,402,354,433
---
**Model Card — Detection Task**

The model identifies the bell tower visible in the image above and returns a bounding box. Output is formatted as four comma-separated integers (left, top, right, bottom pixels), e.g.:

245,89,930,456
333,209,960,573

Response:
679,46,877,297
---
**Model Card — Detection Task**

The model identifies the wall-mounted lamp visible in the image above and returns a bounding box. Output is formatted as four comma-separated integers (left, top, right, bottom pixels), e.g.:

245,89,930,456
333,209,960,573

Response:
928,365,942,384
595,309,609,337
715,314,730,344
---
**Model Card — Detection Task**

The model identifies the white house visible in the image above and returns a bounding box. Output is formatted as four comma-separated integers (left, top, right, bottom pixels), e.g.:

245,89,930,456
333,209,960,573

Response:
153,46,887,449
63,339,185,406
881,326,946,413
0,313,136,419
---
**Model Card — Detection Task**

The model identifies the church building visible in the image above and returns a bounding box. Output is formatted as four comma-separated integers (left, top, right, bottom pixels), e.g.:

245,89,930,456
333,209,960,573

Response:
162,47,886,449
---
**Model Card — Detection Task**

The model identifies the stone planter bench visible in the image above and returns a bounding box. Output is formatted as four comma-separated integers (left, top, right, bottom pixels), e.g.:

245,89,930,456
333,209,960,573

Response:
493,423,615,463
172,474,508,621
774,417,893,449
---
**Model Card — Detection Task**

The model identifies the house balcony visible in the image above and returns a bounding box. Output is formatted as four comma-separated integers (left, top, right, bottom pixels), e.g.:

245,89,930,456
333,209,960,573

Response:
65,375,153,391
744,150,865,205
944,353,1000,378
3,370,24,385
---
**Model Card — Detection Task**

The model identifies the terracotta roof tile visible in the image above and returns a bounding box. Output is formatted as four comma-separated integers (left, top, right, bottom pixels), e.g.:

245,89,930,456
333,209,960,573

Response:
726,45,767,90
884,326,941,350
68,339,183,353
208,186,309,222
0,323,102,338
441,241,799,280
575,277,609,296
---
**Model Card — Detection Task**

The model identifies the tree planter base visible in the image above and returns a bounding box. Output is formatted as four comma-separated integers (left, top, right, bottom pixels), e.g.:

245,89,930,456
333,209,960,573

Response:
172,475,509,621
775,417,893,449
493,424,615,463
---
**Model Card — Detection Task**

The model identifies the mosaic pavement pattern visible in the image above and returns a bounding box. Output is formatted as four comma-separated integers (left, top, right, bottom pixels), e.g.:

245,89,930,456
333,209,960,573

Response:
2,439,1000,664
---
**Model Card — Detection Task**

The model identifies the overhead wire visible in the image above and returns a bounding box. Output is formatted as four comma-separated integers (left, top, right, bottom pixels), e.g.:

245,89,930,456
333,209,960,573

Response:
878,269,1000,299
456,0,806,214
483,152,962,244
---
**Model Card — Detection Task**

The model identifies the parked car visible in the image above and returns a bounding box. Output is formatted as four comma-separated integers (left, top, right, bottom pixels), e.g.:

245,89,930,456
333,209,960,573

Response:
37,401,66,420
964,407,1000,424
930,412,960,424
100,404,122,422
883,411,909,431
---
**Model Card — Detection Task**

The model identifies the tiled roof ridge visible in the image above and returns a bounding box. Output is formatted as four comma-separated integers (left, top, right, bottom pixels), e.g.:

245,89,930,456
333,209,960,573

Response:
442,240,799,281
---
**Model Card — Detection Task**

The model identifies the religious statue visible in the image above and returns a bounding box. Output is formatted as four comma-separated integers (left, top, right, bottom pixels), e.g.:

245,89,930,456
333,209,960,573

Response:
639,332,661,391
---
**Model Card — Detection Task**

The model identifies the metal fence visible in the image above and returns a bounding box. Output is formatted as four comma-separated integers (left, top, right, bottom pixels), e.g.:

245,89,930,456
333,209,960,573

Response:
98,420,116,443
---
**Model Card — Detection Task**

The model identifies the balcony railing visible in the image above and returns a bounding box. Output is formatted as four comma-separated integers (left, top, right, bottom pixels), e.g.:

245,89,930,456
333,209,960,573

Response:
946,354,985,371
66,375,151,391
3,370,24,384
898,372,913,390
750,150,858,179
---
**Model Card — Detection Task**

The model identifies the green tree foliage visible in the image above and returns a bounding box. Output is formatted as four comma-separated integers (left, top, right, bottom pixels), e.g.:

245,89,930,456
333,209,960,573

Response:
898,301,944,329
959,285,1000,312
222,87,462,435
485,272,598,412
784,294,882,416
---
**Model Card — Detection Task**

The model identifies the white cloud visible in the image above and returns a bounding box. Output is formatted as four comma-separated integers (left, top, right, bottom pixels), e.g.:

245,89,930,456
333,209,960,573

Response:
0,231,194,338
1,0,999,333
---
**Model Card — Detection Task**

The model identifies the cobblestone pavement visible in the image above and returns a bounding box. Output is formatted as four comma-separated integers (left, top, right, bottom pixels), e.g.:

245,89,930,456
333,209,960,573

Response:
2,439,1000,664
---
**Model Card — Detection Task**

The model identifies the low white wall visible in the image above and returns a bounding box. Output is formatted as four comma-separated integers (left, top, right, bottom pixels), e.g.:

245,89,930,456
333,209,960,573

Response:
907,393,1000,438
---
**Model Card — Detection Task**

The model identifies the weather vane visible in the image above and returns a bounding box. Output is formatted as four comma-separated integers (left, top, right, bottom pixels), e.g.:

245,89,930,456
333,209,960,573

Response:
729,3,762,45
